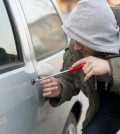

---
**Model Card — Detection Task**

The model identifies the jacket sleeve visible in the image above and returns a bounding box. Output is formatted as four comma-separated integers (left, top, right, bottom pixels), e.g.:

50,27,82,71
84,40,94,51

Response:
109,57,120,88
49,41,81,106
110,4,120,93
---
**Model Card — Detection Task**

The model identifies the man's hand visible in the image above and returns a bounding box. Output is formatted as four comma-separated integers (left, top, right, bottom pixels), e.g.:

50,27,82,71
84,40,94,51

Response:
40,77,62,97
72,56,111,81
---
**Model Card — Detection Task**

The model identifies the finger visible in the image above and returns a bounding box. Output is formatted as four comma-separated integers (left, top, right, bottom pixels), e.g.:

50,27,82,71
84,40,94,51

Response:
43,86,58,93
43,91,52,97
84,65,92,75
72,57,88,67
42,81,57,89
40,78,52,85
84,70,94,81
82,62,89,70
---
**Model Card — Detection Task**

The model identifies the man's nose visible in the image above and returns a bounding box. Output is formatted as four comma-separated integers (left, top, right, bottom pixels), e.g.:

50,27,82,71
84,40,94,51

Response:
74,42,83,50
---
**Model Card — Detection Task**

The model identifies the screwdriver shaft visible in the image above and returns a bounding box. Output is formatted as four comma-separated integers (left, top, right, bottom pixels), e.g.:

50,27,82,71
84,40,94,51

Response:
35,64,84,82
36,70,69,81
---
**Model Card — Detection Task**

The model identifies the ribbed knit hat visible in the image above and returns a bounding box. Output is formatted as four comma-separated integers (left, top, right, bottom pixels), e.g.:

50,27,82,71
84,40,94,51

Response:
62,0,120,54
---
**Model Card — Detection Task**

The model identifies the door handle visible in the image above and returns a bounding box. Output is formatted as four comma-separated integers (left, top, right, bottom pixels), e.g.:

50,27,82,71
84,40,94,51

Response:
31,79,36,85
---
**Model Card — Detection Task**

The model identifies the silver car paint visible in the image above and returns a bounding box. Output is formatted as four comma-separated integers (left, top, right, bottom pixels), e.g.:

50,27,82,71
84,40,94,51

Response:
0,0,81,134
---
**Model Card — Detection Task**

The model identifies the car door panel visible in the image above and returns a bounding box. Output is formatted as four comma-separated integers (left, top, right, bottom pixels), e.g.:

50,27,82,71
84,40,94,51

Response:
0,1,82,134
17,1,77,134
0,1,41,134
0,68,38,134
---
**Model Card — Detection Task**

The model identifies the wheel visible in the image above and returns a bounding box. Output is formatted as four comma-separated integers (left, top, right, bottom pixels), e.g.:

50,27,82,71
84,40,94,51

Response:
62,113,77,134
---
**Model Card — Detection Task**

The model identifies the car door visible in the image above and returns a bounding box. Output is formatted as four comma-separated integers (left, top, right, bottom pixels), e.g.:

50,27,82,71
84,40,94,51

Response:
18,0,69,134
0,1,41,134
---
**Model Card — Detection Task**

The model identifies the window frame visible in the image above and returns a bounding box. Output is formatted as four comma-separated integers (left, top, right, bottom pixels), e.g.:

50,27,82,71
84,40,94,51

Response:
0,0,25,74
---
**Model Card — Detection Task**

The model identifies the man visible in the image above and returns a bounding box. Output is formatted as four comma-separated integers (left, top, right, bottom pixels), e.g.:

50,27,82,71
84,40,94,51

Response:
40,0,120,133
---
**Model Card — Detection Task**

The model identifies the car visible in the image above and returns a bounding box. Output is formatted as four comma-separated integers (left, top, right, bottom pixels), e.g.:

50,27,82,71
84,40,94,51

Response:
0,0,82,134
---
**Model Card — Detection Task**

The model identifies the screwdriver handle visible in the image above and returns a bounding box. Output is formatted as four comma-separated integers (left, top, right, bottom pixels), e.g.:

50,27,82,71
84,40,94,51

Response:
68,64,84,73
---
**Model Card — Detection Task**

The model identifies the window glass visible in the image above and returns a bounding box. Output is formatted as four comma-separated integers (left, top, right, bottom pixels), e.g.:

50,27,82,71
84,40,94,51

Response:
19,0,67,61
0,1,19,67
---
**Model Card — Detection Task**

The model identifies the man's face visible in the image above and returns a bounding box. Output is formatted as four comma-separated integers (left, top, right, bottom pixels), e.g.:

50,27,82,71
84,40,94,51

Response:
74,42,98,57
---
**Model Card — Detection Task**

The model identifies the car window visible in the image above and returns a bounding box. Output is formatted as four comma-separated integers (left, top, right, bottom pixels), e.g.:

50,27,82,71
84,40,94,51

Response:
19,0,67,61
0,1,19,67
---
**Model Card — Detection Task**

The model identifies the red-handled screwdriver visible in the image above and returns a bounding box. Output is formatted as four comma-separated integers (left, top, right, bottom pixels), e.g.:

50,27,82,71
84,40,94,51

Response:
36,64,84,81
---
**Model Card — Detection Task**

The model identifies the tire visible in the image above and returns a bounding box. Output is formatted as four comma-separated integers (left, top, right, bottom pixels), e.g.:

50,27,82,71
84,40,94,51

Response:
62,113,77,134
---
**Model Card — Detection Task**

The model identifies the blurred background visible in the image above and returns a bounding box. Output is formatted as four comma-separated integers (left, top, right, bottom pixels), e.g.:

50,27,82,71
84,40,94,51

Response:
56,0,120,19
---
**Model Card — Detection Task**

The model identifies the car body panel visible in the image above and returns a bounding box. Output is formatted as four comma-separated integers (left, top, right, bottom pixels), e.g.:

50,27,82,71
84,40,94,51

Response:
0,0,81,134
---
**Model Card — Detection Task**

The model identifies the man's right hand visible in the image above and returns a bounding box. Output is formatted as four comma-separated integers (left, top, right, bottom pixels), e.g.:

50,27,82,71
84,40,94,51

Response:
40,77,62,98
72,56,111,81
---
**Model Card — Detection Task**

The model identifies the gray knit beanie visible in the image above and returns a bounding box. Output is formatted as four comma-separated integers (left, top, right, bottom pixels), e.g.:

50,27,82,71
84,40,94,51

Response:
62,0,120,54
